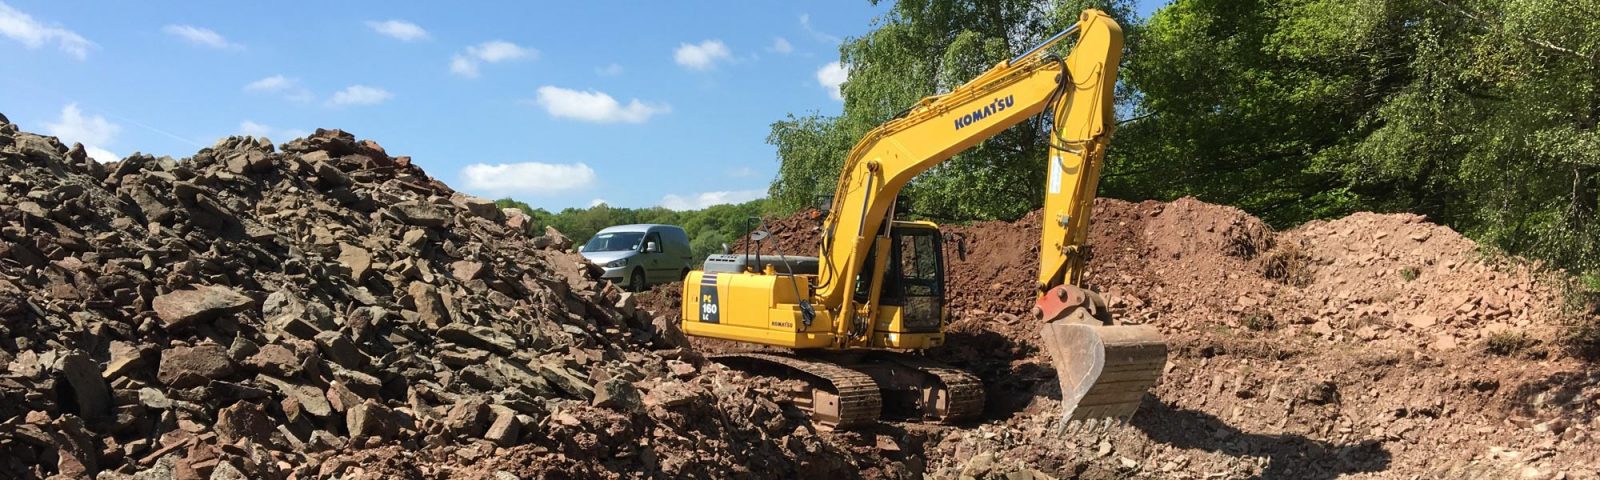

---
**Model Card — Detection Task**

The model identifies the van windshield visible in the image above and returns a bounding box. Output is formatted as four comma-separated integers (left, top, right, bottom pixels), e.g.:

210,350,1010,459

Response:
583,232,644,252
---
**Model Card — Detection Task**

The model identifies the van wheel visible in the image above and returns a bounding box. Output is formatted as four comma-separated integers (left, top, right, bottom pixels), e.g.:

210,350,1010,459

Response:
628,269,647,293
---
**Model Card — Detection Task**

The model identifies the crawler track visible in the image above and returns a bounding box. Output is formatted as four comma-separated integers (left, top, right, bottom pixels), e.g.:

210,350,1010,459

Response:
880,354,985,422
710,352,882,429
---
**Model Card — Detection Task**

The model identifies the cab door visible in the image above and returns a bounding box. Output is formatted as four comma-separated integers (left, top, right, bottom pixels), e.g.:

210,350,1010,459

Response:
880,228,945,333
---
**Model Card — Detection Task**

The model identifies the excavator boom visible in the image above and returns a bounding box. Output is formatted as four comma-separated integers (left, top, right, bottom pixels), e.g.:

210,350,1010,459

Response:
680,9,1166,427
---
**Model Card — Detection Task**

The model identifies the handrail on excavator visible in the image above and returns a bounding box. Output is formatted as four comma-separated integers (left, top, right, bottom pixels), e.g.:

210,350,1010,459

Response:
1010,24,1081,64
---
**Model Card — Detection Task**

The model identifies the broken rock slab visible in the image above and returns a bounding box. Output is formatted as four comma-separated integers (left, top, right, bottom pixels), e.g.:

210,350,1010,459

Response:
241,343,306,377
502,208,534,236
438,324,516,355
257,374,332,418
390,203,451,228
151,285,253,328
453,194,504,222
408,282,452,329
157,344,236,388
537,361,595,400
591,378,642,412
215,401,274,445
262,291,335,339
444,397,490,438
313,331,367,370
483,405,520,447
55,352,112,420
451,260,486,283
339,243,373,282
542,226,572,250
347,399,396,440
101,341,147,380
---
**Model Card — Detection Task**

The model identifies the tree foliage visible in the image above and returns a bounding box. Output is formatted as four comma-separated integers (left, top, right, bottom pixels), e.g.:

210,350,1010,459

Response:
767,0,1140,221
495,199,770,263
1112,0,1600,273
770,0,1600,275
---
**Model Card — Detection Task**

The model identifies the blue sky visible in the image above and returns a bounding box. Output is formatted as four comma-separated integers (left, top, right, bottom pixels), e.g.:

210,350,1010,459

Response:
0,1,1163,211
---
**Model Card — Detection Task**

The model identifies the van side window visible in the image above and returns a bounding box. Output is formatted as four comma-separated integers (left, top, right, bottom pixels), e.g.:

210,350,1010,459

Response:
644,232,663,252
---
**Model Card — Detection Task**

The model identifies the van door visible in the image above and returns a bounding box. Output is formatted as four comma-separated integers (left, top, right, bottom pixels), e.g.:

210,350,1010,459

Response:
642,231,667,283
669,229,693,271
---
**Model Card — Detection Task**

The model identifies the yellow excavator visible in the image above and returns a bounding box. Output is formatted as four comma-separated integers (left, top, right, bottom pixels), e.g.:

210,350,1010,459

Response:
680,10,1166,429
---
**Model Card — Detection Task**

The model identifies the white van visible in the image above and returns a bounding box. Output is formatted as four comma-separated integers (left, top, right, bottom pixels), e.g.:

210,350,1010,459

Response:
578,224,694,291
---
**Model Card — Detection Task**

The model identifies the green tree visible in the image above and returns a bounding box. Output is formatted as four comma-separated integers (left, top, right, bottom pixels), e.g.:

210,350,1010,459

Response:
1113,0,1600,273
767,0,1141,221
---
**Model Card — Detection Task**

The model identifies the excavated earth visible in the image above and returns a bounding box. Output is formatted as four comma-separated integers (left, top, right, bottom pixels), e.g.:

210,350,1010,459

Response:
641,202,1600,479
2,113,1597,479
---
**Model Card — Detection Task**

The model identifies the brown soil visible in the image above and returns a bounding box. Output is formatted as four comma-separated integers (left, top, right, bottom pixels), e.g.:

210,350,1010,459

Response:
640,197,1600,479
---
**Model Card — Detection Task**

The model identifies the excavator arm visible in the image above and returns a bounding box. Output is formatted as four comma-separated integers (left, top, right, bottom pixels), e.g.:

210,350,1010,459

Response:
812,9,1166,423
816,10,1115,342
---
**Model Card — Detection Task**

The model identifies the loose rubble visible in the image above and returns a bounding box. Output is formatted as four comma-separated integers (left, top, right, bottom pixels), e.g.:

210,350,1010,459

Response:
0,119,874,479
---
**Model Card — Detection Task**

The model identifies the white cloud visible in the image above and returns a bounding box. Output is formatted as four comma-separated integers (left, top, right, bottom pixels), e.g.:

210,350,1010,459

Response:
238,120,307,141
816,61,849,101
162,24,241,50
327,85,392,107
659,190,765,210
770,37,793,54
0,2,93,60
244,75,314,103
449,57,477,77
450,40,535,78
728,166,758,178
460,162,596,196
44,103,119,162
84,146,119,163
244,75,292,92
366,19,428,41
595,63,624,76
589,198,607,207
533,86,669,124
800,14,841,44
239,120,271,137
674,39,731,70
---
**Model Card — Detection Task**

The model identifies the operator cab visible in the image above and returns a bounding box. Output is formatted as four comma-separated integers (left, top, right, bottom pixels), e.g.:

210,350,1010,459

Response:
855,221,947,334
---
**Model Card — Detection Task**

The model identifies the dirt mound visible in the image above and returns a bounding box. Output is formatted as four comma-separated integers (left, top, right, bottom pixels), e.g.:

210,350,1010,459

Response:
0,119,879,479
652,195,1600,478
728,207,825,256
933,199,1597,478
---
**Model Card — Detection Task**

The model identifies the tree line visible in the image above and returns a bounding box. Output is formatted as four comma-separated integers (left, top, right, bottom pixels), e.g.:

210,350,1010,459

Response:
496,199,768,263
766,0,1600,283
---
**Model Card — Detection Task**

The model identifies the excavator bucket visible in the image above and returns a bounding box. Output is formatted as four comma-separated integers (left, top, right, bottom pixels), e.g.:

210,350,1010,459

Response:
1040,321,1167,422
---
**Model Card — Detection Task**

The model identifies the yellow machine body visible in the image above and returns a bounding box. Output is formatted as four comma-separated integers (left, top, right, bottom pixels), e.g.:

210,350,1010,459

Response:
681,221,947,351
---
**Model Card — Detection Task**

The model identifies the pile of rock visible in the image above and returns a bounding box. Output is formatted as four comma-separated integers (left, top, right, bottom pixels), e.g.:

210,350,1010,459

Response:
0,119,852,478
